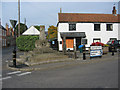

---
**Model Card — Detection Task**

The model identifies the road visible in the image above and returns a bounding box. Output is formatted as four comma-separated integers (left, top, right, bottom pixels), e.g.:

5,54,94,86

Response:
1,50,118,88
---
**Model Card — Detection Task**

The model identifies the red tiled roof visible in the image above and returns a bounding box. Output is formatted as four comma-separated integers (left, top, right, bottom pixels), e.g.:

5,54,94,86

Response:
58,13,120,23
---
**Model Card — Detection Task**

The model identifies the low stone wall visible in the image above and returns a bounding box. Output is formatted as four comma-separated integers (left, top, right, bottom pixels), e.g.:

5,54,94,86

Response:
103,47,109,54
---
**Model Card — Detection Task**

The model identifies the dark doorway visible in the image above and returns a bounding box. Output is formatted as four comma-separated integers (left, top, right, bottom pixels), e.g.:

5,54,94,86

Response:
76,38,81,50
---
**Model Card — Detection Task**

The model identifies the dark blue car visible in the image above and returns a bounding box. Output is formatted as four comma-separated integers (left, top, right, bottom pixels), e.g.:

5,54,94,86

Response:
107,40,120,52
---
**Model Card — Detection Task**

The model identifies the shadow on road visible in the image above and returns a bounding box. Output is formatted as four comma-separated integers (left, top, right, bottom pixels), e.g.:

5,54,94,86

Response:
9,63,29,68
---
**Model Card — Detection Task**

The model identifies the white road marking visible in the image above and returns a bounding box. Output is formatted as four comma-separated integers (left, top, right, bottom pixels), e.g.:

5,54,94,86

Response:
17,72,31,76
7,71,21,75
0,76,11,81
0,75,1,77
5,61,8,62
10,61,13,62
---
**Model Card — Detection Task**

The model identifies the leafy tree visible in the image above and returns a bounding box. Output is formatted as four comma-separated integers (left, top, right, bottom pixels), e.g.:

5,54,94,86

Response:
34,26,40,31
15,23,28,36
47,25,57,41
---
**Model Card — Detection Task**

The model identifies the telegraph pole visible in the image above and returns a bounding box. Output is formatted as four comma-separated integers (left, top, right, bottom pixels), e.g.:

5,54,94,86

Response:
24,18,26,25
18,0,20,37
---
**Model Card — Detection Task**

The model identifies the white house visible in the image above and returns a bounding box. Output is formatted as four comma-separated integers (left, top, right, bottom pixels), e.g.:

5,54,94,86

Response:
57,6,120,51
22,26,40,35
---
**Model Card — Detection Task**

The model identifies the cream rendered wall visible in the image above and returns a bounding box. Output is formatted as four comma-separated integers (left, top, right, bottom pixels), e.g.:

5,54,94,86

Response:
58,23,69,51
77,23,118,47
118,24,120,40
58,23,119,51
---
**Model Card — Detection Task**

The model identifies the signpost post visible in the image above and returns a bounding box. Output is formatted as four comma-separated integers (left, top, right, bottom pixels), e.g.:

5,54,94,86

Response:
10,20,17,67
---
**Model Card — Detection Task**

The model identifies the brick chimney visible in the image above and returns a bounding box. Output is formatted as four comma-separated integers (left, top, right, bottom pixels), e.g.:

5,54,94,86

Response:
6,23,9,36
112,6,117,15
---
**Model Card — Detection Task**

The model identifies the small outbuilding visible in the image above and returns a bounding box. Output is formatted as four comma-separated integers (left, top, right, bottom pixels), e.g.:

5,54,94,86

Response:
22,26,40,35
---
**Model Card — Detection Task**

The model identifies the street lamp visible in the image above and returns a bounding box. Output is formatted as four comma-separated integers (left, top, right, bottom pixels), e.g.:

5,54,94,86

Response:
10,20,17,67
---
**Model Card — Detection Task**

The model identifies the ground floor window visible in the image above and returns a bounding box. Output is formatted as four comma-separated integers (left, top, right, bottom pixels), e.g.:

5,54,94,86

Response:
52,41,55,45
93,38,101,43
110,38,117,41
60,41,62,44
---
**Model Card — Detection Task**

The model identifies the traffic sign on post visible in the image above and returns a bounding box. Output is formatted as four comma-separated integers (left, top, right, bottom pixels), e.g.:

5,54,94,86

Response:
10,19,17,67
10,20,17,28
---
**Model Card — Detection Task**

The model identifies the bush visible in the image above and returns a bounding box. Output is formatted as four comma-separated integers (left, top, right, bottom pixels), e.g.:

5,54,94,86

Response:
16,35,39,51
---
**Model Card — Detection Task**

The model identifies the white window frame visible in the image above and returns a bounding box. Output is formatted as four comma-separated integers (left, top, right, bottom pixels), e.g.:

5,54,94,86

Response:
93,38,101,43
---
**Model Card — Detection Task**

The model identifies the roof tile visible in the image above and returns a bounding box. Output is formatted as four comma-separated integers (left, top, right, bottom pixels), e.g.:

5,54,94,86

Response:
58,13,120,23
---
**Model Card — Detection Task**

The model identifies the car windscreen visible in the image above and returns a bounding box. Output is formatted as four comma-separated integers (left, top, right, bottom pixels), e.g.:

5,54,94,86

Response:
107,41,112,44
118,41,120,44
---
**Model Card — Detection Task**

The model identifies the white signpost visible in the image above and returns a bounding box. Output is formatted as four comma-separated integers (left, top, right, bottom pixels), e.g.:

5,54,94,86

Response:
90,46,103,58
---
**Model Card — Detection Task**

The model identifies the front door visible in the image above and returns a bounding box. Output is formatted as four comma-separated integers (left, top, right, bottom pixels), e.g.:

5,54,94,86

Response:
62,39,74,50
76,38,81,50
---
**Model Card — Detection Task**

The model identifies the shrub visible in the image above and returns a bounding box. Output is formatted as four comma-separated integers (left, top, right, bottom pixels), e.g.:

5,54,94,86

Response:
16,35,39,51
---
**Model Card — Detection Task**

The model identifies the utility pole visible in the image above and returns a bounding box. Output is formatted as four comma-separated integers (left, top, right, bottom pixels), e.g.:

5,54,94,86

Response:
18,0,20,37
24,18,26,31
24,18,26,25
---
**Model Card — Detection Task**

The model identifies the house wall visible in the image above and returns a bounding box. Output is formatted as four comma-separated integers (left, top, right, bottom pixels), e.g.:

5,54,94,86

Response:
118,24,120,40
2,29,7,47
0,27,2,48
58,23,119,51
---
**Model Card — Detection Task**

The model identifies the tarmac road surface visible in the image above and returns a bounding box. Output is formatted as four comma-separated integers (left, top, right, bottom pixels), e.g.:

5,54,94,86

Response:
2,53,118,88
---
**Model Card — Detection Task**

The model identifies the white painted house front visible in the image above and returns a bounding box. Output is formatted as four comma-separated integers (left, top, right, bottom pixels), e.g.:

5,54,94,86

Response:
57,6,120,51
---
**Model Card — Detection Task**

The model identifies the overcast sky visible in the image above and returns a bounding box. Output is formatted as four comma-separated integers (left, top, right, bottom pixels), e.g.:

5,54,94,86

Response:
1,2,119,30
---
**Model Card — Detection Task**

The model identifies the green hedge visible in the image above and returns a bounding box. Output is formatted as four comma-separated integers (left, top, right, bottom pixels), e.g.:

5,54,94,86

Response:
16,35,39,51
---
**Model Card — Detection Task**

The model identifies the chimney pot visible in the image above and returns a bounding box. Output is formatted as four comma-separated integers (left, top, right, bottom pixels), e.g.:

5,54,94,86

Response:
112,5,117,15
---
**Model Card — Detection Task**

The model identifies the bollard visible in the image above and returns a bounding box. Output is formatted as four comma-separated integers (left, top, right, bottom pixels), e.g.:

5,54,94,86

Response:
83,45,86,60
68,49,71,58
13,49,16,67
74,51,77,59
112,51,114,56
111,46,114,56
83,52,86,60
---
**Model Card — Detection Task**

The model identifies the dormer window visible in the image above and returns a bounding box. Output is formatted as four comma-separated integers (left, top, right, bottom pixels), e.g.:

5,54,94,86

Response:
69,24,76,31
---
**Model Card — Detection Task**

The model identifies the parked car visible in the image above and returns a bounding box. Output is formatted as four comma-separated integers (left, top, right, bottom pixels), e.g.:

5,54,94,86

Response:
117,40,120,51
106,40,119,52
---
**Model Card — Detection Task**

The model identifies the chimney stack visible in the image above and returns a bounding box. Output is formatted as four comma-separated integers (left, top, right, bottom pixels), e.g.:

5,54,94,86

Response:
60,8,62,13
6,23,9,36
39,25,45,40
112,5,117,15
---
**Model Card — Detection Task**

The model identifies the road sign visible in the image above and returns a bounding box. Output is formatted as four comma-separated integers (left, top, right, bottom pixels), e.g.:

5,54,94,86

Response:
10,20,17,28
